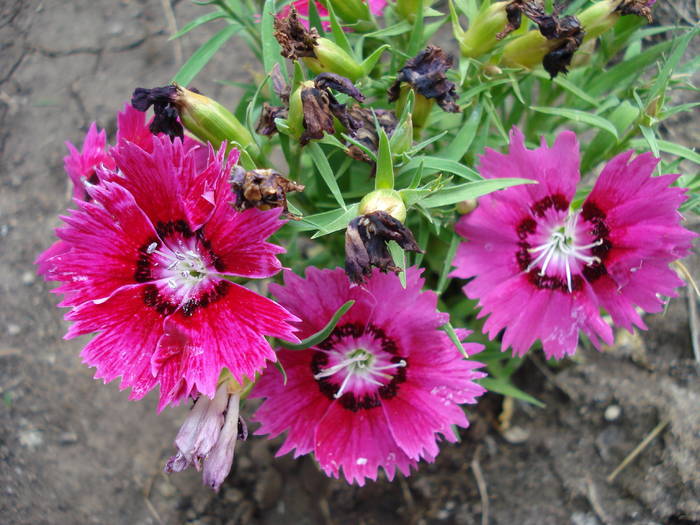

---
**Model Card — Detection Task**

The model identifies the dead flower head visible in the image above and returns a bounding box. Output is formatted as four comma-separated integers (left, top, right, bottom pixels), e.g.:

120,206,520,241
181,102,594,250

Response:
274,7,319,59
345,106,398,163
300,72,365,146
230,166,304,218
388,45,460,113
345,211,422,284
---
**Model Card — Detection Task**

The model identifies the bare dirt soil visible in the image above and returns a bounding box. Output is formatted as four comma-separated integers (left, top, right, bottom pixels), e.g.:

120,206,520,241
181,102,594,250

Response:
1,1,698,524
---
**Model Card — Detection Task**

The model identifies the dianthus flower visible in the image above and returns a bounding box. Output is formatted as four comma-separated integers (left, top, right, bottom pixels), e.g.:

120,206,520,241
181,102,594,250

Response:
38,134,298,410
251,267,485,485
452,128,696,359
36,104,203,276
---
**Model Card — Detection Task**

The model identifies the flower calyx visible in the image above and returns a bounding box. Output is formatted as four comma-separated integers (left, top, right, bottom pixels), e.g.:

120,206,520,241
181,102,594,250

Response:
230,166,305,219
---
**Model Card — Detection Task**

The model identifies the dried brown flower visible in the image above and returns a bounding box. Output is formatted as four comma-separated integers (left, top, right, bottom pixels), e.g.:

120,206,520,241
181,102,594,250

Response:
274,7,319,60
230,166,305,218
256,103,289,136
344,211,422,284
387,45,460,113
345,106,398,163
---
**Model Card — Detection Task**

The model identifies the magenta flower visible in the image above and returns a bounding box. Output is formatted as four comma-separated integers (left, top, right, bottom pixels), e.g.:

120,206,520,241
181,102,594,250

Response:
251,267,485,485
39,135,299,410
36,104,205,277
452,128,696,359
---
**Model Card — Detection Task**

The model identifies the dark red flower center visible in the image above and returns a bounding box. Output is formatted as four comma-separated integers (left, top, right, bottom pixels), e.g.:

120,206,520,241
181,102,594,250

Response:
311,323,408,412
514,194,612,293
135,219,229,317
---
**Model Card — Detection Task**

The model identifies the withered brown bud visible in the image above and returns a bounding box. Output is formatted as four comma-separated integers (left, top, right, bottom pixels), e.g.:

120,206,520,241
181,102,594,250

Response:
388,45,460,113
230,166,305,218
131,85,183,140
539,15,584,78
300,74,365,146
344,211,422,284
616,0,653,23
345,106,398,163
256,103,289,136
497,1,548,39
274,7,319,59
271,63,290,104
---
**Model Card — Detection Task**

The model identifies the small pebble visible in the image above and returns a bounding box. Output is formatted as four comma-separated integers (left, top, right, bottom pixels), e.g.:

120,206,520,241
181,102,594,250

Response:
19,429,43,449
58,432,78,445
21,271,35,285
501,425,530,444
604,405,622,421
7,324,21,336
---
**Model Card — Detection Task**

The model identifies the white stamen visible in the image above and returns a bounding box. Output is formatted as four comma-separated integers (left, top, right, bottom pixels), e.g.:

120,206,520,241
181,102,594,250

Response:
146,242,158,254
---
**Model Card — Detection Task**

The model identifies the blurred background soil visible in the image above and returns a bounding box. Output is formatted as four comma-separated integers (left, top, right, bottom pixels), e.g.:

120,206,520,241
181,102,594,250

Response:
1,1,698,524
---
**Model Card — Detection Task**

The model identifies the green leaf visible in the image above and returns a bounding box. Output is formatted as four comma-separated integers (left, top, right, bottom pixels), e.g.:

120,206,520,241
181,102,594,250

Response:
420,178,534,208
407,0,425,56
437,234,459,294
530,106,619,139
443,104,482,161
309,204,359,238
647,26,699,105
169,12,228,40
388,241,407,288
631,139,700,165
172,23,239,85
278,300,356,350
638,125,660,158
361,44,389,76
307,143,346,210
326,2,354,56
364,21,412,38
532,71,597,107
261,0,285,88
399,155,480,180
442,322,469,359
375,128,394,190
448,0,465,40
274,361,288,385
307,0,325,34
479,377,544,407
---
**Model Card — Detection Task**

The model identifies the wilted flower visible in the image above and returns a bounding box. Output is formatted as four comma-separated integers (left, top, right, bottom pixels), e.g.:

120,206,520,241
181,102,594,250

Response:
388,45,460,114
230,166,304,217
38,134,298,410
452,128,696,359
165,381,248,491
345,106,398,163
252,267,486,485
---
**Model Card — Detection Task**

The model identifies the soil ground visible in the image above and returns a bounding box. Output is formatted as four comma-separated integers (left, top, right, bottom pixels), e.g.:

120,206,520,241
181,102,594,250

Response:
1,1,698,524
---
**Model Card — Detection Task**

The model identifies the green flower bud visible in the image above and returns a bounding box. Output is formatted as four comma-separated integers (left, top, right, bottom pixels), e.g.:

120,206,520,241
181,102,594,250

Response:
175,86,260,160
286,81,310,140
460,2,510,58
389,112,413,156
323,0,371,24
359,189,407,223
302,38,365,81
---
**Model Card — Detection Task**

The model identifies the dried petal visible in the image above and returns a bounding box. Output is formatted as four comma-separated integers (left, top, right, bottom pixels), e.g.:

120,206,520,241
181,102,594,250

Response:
345,106,398,163
274,7,319,60
344,211,422,284
230,166,304,217
256,103,289,136
388,45,460,113
131,85,184,139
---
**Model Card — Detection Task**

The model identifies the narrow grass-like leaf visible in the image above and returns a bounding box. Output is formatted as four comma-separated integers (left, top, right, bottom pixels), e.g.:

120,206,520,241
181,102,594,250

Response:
399,156,480,180
478,377,545,407
420,178,534,208
388,241,407,288
638,125,660,158
407,0,425,56
172,24,239,85
443,104,482,161
442,322,469,359
530,106,619,139
365,21,412,38
279,300,356,350
307,142,346,209
262,0,285,90
631,139,700,165
647,26,698,104
375,128,394,190
326,2,353,55
437,235,459,294
170,12,227,40
361,44,389,76
307,0,325,34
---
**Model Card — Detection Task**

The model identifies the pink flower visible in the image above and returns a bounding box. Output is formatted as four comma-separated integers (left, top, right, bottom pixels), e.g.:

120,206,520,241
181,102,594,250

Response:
251,267,485,485
39,135,299,410
452,128,696,359
278,0,387,30
36,104,205,277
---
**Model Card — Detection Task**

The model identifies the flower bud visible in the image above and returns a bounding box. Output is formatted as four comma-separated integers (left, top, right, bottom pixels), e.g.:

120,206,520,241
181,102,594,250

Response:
303,38,365,81
456,198,478,214
324,0,370,24
396,0,434,22
459,2,510,58
359,189,407,222
389,111,413,156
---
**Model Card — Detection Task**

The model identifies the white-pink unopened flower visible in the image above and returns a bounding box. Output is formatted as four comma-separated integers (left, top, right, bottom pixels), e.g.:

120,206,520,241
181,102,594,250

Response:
452,127,696,359
251,267,485,485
